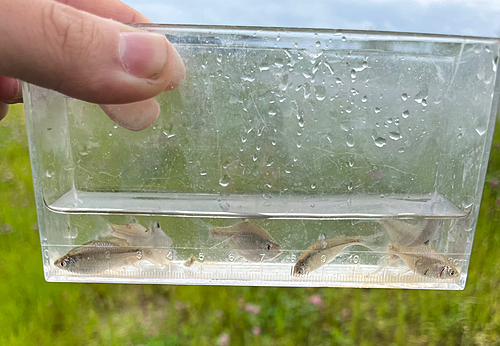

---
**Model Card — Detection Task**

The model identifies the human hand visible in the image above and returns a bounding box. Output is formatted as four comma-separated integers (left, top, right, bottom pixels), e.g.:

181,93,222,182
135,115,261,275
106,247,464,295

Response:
0,0,185,131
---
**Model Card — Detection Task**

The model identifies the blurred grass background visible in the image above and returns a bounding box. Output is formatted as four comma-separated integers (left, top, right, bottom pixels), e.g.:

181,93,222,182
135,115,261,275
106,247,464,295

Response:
2,104,500,346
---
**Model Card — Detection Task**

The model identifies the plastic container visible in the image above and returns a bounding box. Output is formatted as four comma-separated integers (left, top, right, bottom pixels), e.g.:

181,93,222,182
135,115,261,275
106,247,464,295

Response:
24,25,500,289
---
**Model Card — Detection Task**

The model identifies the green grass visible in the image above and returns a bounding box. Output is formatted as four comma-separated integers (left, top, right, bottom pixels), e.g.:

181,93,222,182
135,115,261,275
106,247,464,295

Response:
2,104,500,345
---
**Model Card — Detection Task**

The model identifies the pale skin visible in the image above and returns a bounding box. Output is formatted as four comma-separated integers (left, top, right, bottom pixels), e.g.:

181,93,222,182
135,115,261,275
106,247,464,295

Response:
0,0,186,131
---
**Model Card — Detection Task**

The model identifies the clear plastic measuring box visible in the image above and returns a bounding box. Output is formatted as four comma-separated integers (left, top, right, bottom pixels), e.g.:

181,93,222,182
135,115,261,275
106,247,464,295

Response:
24,25,500,289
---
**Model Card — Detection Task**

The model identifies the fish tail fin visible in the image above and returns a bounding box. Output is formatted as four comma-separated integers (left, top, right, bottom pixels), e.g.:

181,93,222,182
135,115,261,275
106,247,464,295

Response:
360,232,388,252
209,237,233,249
208,225,235,240
370,250,400,276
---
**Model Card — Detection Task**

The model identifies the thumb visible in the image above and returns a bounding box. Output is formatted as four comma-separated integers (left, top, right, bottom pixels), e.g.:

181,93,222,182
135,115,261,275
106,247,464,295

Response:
0,0,185,105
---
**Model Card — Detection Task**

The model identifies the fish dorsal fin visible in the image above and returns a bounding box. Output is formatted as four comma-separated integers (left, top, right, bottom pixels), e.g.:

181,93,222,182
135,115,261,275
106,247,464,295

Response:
66,240,121,256
110,223,149,236
150,221,174,247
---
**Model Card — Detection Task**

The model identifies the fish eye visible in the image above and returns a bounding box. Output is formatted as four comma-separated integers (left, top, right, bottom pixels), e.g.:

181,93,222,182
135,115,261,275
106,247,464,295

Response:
448,267,457,276
60,260,67,267
267,243,272,251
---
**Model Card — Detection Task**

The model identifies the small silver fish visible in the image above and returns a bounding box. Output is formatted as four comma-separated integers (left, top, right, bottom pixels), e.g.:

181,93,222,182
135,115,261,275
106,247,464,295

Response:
209,221,282,262
378,218,442,247
293,236,367,276
388,243,460,279
54,240,143,274
108,221,176,265
108,220,174,248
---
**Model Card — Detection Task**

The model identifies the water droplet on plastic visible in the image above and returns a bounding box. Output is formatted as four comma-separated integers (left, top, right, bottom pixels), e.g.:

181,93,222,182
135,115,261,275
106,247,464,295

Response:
108,133,113,137
342,36,346,41
219,175,231,187
335,78,343,85
362,95,368,102
340,121,351,131
315,85,326,101
389,132,402,140
374,137,387,147
298,117,305,127
46,171,52,178
241,137,247,143
253,155,258,161
311,183,317,189
351,69,356,79
414,90,427,104
401,93,408,101
462,201,474,212
485,46,491,52
276,35,281,41
113,125,118,129
374,107,381,113
242,76,256,82
347,195,353,206
422,99,427,106
346,134,354,147
219,202,230,212
402,110,410,118
476,126,487,136
274,59,284,68
200,171,208,176
362,61,368,68
348,182,353,191
316,41,321,47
